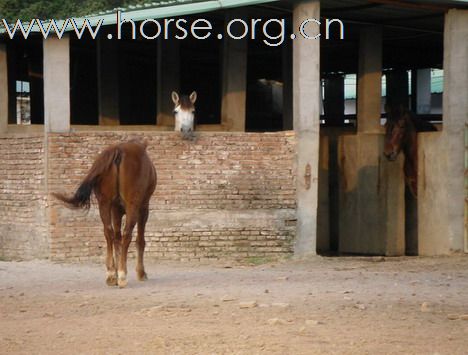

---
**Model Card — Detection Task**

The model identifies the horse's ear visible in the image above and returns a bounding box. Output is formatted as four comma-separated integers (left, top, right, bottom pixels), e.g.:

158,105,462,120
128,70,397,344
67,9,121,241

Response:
171,91,179,105
189,91,197,104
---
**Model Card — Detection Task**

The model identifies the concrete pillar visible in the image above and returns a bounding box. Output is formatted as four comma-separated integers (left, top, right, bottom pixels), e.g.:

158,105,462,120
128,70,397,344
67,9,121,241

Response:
323,74,345,126
0,44,7,133
416,68,432,114
282,38,293,130
465,124,468,253
293,0,320,257
357,26,382,133
157,38,180,126
43,36,70,133
221,12,247,132
97,36,120,125
419,9,468,255
442,9,467,253
386,69,408,109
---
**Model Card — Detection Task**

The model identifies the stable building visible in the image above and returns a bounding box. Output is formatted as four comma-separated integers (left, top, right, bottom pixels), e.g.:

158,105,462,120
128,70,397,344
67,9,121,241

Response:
0,0,467,260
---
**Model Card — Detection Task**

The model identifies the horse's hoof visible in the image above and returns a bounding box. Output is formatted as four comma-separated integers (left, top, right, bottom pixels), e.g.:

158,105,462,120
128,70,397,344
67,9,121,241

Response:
137,271,148,281
106,275,118,286
118,278,128,288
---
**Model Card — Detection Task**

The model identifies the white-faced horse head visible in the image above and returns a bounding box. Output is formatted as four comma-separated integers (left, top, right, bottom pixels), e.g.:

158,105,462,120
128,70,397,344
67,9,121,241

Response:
171,91,197,140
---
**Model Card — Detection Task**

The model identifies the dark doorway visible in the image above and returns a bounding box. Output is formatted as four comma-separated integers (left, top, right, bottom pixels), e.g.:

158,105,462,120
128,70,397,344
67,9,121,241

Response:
70,34,98,125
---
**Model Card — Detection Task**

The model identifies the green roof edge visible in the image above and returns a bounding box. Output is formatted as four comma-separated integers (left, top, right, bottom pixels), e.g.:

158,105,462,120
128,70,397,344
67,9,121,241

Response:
1,0,278,35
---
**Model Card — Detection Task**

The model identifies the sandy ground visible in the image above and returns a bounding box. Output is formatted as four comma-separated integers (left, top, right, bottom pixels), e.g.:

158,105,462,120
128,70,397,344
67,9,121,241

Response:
1,255,468,354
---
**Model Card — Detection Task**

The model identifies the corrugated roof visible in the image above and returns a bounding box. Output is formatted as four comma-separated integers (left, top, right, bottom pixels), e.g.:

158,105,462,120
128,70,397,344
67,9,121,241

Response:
0,0,276,36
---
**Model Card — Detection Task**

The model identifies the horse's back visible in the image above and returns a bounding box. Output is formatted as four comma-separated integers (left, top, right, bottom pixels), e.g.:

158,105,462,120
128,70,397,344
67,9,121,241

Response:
117,141,157,207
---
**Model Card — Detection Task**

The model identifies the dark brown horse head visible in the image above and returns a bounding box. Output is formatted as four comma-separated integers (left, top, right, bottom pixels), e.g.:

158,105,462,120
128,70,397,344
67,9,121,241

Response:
383,104,411,161
383,104,437,198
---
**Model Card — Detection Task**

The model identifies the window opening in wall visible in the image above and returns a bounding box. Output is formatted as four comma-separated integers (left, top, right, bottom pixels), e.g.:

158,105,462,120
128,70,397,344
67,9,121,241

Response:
180,15,223,125
70,33,98,125
430,69,443,116
118,34,158,125
246,31,283,132
7,37,44,125
16,80,31,124
344,73,356,124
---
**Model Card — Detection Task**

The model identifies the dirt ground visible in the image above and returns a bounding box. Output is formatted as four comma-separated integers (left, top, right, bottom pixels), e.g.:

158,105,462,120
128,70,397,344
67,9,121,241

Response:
1,255,468,355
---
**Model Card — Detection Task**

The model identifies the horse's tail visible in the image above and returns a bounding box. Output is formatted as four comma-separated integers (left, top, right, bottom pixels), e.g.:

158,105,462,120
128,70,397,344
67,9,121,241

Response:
52,146,122,210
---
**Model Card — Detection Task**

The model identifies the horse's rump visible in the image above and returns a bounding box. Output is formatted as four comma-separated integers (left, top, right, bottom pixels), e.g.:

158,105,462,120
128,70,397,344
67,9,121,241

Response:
52,145,122,209
53,140,156,210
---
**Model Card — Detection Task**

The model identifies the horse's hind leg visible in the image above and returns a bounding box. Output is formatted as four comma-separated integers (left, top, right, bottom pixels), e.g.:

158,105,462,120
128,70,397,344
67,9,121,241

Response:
117,211,137,288
99,202,117,286
136,205,149,281
111,204,124,281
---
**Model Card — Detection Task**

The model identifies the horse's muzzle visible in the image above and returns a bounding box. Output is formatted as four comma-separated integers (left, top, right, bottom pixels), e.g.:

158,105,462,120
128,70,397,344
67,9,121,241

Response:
180,126,194,140
384,152,398,161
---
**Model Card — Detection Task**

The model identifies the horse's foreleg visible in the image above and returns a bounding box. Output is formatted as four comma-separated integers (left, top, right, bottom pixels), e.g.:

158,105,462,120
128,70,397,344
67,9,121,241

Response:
99,203,117,286
118,212,137,288
136,206,149,281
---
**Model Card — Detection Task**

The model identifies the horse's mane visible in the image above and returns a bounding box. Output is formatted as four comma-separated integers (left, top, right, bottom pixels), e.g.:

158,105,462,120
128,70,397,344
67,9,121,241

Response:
387,105,437,132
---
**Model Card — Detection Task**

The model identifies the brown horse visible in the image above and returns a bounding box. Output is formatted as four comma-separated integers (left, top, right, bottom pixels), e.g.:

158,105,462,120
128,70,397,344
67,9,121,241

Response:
383,105,437,197
53,140,157,288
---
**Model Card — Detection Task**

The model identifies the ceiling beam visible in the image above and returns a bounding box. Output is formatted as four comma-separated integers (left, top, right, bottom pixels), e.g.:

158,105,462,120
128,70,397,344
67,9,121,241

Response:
321,3,383,13
368,0,462,12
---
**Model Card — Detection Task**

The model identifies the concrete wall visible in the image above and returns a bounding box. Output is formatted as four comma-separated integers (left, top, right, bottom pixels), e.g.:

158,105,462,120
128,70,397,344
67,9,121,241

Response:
418,131,465,255
418,132,450,254
0,134,49,260
0,131,296,261
1,128,465,259
338,133,405,255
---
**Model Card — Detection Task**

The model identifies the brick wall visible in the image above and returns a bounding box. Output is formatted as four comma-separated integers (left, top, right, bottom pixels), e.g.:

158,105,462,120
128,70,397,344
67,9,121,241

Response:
47,131,297,261
0,133,48,260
